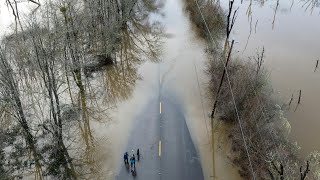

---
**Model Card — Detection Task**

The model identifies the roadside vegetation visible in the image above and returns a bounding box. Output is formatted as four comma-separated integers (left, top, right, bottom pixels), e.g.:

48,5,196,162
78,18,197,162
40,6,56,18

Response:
184,0,225,44
0,0,162,179
184,0,320,179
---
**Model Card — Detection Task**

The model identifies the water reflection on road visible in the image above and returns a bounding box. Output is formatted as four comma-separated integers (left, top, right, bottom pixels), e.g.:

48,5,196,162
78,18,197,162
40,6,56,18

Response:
100,0,242,179
84,1,164,179
96,0,320,178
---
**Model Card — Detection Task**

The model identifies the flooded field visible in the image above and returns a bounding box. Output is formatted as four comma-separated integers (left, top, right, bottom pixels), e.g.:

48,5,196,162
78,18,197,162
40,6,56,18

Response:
219,0,320,156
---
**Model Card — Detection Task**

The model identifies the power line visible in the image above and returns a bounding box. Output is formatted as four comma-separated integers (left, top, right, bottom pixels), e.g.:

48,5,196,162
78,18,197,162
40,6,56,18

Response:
196,0,287,176
195,1,257,179
193,61,215,179
193,62,210,139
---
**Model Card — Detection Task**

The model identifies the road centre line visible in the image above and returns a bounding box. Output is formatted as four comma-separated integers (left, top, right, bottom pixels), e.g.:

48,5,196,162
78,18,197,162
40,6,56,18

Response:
159,140,162,157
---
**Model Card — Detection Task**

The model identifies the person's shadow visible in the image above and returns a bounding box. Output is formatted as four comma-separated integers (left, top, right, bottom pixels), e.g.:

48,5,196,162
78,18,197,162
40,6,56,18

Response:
125,163,130,173
129,165,137,177
132,167,137,177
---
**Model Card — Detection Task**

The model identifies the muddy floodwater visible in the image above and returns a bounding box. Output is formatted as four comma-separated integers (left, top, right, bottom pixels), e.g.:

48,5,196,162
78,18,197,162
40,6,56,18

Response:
219,0,320,156
101,0,241,179
105,0,320,178
2,0,318,179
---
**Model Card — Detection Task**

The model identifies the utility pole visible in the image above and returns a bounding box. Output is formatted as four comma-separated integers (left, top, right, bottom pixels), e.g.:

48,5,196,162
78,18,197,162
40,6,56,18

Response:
211,40,235,118
210,40,235,180
211,116,216,180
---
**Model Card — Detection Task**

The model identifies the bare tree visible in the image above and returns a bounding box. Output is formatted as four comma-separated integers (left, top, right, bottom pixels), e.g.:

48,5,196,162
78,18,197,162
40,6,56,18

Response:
0,47,43,180
1,0,163,178
249,47,265,75
226,0,238,43
300,161,310,180
269,161,284,180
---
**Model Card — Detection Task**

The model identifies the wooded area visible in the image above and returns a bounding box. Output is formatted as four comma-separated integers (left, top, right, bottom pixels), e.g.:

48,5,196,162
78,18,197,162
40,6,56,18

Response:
0,0,162,179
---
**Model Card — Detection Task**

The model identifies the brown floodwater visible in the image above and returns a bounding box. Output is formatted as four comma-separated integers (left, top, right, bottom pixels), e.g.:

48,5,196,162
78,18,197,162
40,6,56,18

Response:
159,0,241,179
9,0,318,178
219,0,320,156
99,0,242,179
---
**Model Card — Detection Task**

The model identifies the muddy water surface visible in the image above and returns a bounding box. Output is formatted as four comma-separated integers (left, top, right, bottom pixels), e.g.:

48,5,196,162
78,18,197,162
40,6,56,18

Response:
0,0,242,179
220,0,320,156
103,0,241,179
160,0,241,179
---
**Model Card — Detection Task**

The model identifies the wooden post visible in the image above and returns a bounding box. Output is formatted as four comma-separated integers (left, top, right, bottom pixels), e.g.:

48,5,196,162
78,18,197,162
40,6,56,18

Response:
211,118,215,180
294,90,302,112
288,93,293,109
210,40,235,180
314,60,319,72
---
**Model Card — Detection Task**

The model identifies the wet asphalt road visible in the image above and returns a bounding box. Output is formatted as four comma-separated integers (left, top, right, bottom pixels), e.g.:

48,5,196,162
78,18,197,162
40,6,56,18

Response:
116,89,204,180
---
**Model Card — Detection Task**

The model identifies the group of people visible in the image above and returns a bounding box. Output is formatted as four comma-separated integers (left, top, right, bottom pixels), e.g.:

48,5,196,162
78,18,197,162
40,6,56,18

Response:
124,148,140,173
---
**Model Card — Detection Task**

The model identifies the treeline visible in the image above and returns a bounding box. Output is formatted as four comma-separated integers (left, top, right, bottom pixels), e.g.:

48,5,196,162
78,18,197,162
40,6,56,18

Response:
184,0,320,179
0,0,162,179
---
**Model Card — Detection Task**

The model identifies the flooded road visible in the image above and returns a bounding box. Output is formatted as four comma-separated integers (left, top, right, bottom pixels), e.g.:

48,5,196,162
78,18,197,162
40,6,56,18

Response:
220,0,320,156
102,0,241,179
1,0,319,178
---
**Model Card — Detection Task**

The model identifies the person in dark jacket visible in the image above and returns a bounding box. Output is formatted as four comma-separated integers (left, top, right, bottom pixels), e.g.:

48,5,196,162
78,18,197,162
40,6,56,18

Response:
137,148,140,161
124,152,128,164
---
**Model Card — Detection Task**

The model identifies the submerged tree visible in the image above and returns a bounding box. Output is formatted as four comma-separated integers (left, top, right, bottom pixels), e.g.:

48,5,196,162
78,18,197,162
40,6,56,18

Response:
1,0,163,179
0,46,44,179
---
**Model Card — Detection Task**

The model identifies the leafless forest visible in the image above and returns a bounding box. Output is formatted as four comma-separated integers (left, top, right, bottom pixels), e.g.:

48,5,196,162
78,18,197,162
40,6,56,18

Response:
0,0,162,179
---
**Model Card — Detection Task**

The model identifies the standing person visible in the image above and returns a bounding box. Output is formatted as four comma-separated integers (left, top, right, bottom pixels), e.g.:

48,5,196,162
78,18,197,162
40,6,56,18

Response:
130,156,134,168
137,148,140,161
132,154,136,168
123,152,128,164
